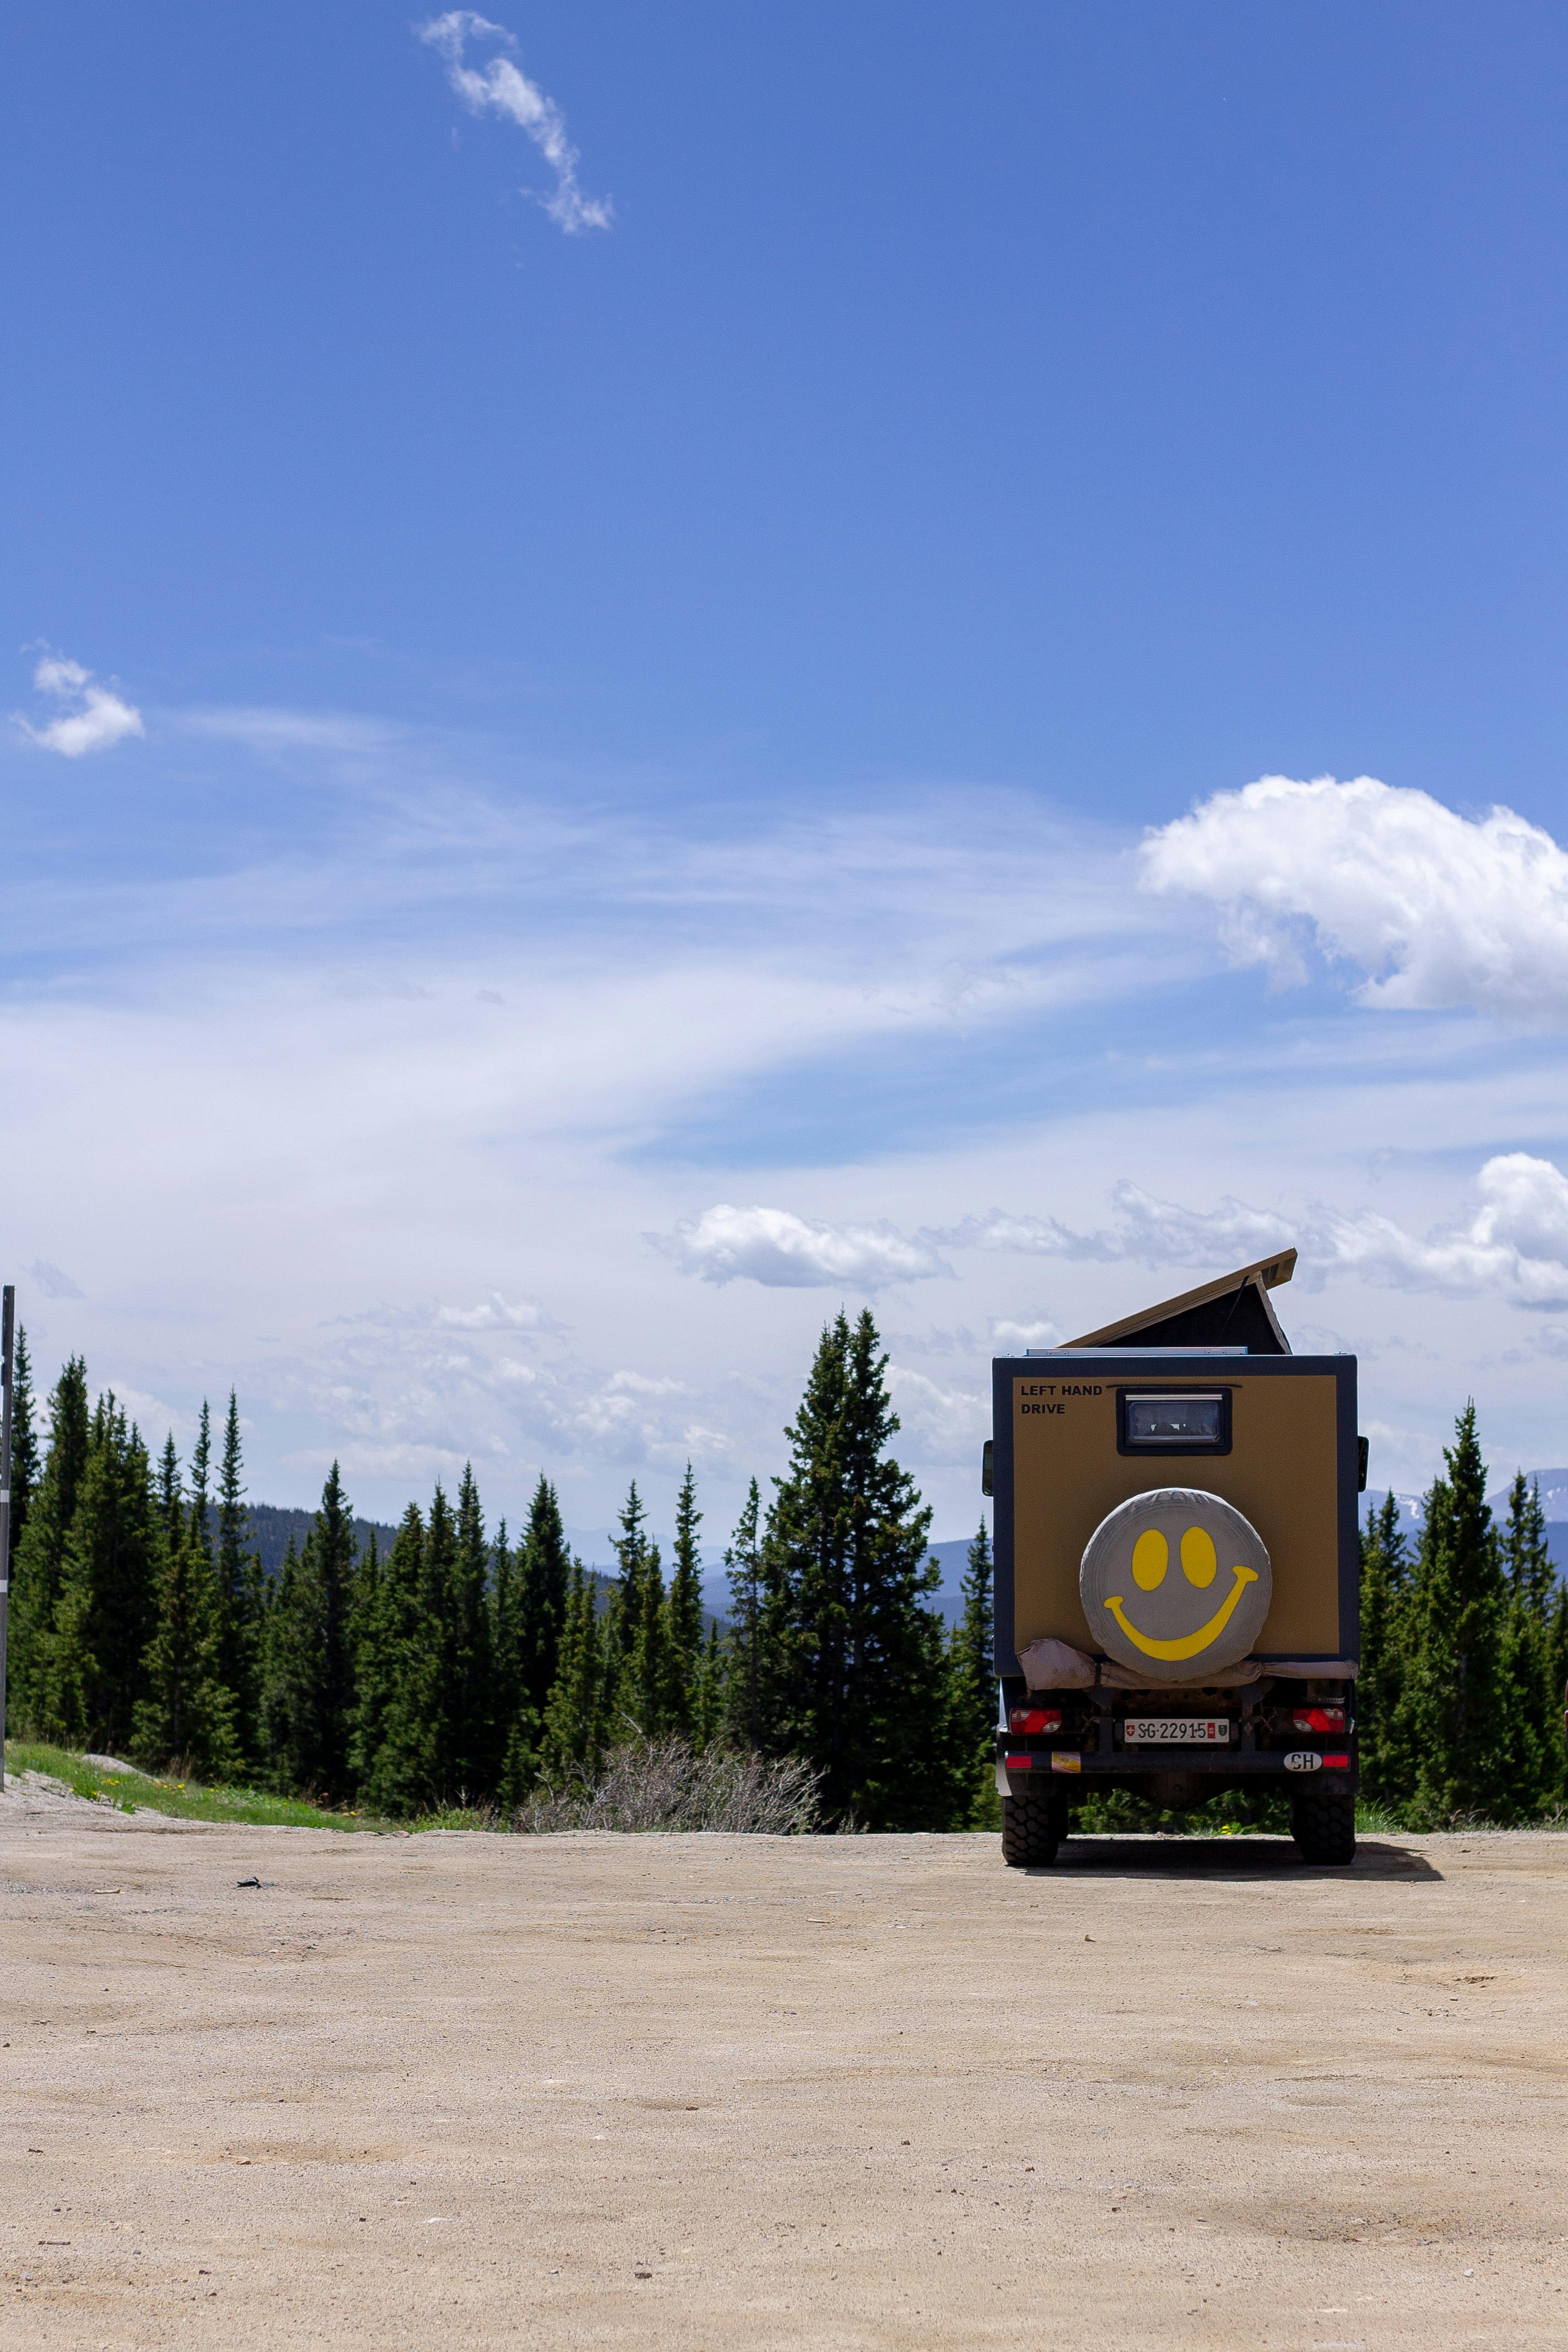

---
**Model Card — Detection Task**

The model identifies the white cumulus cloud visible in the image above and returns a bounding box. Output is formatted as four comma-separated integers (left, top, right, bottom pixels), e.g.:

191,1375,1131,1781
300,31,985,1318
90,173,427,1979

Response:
1317,1153,1568,1310
13,650,144,758
989,1317,1063,1351
1140,774,1568,1023
651,1204,951,1292
417,10,612,235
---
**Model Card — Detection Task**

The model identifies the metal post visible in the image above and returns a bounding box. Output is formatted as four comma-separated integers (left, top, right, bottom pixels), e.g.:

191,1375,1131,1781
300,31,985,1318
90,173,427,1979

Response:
0,1286,13,1792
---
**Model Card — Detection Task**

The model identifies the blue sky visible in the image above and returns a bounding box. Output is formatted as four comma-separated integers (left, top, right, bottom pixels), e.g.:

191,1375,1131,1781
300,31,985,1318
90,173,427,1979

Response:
3,3,1567,1547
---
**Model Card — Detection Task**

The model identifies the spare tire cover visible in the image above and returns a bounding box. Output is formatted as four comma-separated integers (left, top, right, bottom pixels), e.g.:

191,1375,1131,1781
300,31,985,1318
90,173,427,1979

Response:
1080,1488,1271,1684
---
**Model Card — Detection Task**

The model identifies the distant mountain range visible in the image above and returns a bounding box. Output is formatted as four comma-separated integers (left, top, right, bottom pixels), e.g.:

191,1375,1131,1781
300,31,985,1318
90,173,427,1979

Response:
244,1503,400,1574
240,1505,983,1630
1362,1470,1568,1571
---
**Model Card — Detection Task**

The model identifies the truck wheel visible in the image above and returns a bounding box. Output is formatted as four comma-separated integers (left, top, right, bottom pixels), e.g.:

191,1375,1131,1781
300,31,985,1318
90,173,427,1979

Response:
1001,1786,1065,1868
1290,1789,1356,1866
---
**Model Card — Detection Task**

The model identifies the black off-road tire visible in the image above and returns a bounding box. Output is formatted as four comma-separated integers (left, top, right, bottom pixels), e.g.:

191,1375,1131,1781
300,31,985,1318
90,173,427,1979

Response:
1290,1788,1356,1866
1001,1785,1066,1868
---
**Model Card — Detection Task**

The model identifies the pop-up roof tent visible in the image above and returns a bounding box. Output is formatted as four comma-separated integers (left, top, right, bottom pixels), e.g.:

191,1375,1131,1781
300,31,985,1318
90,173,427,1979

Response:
1060,1246,1298,1355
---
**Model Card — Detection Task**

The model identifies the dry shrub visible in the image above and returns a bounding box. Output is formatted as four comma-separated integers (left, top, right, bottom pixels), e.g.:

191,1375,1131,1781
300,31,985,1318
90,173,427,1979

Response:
521,1736,822,1836
416,1801,506,1833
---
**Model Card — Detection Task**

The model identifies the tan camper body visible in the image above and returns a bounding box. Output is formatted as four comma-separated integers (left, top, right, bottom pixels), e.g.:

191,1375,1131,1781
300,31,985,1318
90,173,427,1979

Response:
990,1253,1360,1676
989,1254,1365,1866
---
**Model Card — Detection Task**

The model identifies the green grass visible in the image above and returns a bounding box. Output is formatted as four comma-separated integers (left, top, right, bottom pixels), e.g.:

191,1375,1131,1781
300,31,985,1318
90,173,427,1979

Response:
3,1741,391,1831
1352,1799,1409,1836
1073,1788,1431,1838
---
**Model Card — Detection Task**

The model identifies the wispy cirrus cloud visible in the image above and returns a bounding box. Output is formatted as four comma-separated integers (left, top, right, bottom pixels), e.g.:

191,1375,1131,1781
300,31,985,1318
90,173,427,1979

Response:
1141,774,1568,1024
12,650,144,758
326,1293,561,1336
651,1204,951,1292
26,1257,85,1300
437,1292,552,1332
417,10,612,235
939,1183,1291,1270
176,706,404,756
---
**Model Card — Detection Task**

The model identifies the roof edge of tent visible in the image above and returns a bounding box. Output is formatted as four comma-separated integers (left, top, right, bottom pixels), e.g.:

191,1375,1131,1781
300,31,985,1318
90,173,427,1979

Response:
1061,1246,1298,1351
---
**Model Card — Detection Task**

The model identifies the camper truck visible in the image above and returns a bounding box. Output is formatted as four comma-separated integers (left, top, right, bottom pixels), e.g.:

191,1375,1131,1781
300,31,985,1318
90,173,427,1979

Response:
988,1250,1364,1867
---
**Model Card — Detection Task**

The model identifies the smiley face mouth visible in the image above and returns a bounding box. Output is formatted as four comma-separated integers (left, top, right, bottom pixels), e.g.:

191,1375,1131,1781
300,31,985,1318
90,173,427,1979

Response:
1103,1564,1260,1661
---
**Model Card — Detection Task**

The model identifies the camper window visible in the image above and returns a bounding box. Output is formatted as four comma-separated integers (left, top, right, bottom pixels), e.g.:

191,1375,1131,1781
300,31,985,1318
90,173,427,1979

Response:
1118,1389,1231,1455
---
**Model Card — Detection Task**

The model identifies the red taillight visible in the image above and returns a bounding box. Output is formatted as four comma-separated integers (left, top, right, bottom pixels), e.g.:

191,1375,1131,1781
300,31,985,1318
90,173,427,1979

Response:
1292,1706,1346,1733
1008,1707,1062,1734
1322,1752,1350,1768
1004,1753,1033,1771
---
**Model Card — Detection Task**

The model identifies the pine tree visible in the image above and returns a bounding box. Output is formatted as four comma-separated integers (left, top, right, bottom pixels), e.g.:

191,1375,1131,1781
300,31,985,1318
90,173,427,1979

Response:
665,1463,705,1740
215,1393,264,1761
347,1524,385,1777
759,1310,955,1830
440,1466,497,1799
9,1324,39,1560
1498,1473,1561,1816
947,1520,1000,1830
1404,1405,1509,1823
605,1480,649,1705
600,1478,671,1740
418,1482,461,1795
133,1483,239,1779
1549,1581,1568,1807
625,1535,669,1739
498,1480,574,1803
490,1517,523,1790
351,1505,437,1816
155,1433,182,1538
521,1480,573,1712
189,1401,213,1562
258,1463,357,1800
722,1478,765,1750
259,1536,305,1785
1502,1472,1555,1614
45,1396,161,1755
6,1355,90,1734
540,1555,605,1782
1358,1491,1415,1808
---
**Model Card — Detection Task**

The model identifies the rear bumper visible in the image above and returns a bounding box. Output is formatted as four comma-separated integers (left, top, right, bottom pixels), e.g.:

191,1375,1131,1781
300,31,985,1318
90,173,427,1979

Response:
997,1747,1357,1796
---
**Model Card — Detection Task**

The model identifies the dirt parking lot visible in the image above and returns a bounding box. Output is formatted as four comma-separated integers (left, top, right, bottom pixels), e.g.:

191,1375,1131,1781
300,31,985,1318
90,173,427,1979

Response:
2,1777,1565,2350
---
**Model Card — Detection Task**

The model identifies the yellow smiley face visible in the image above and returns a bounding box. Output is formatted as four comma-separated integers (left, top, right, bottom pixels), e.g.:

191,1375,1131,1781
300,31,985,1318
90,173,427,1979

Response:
1109,1523,1258,1659
1080,1490,1272,1682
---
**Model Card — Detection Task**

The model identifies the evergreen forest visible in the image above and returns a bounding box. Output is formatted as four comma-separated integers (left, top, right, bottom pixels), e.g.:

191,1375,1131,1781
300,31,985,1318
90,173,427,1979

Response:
4,1313,1565,1830
1358,1403,1568,1826
4,1313,1000,1831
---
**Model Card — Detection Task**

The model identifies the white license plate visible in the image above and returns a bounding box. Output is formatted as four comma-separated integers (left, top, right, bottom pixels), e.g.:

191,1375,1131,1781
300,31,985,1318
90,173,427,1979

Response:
1123,1718,1232,1745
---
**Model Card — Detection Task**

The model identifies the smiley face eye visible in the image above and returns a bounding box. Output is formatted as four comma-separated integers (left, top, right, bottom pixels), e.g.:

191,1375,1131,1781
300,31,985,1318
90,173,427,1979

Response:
1180,1525,1218,1588
1131,1529,1169,1590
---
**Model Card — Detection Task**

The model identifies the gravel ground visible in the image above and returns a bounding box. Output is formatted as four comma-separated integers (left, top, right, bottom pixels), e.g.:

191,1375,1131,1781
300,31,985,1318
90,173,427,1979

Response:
2,1777,1565,2349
